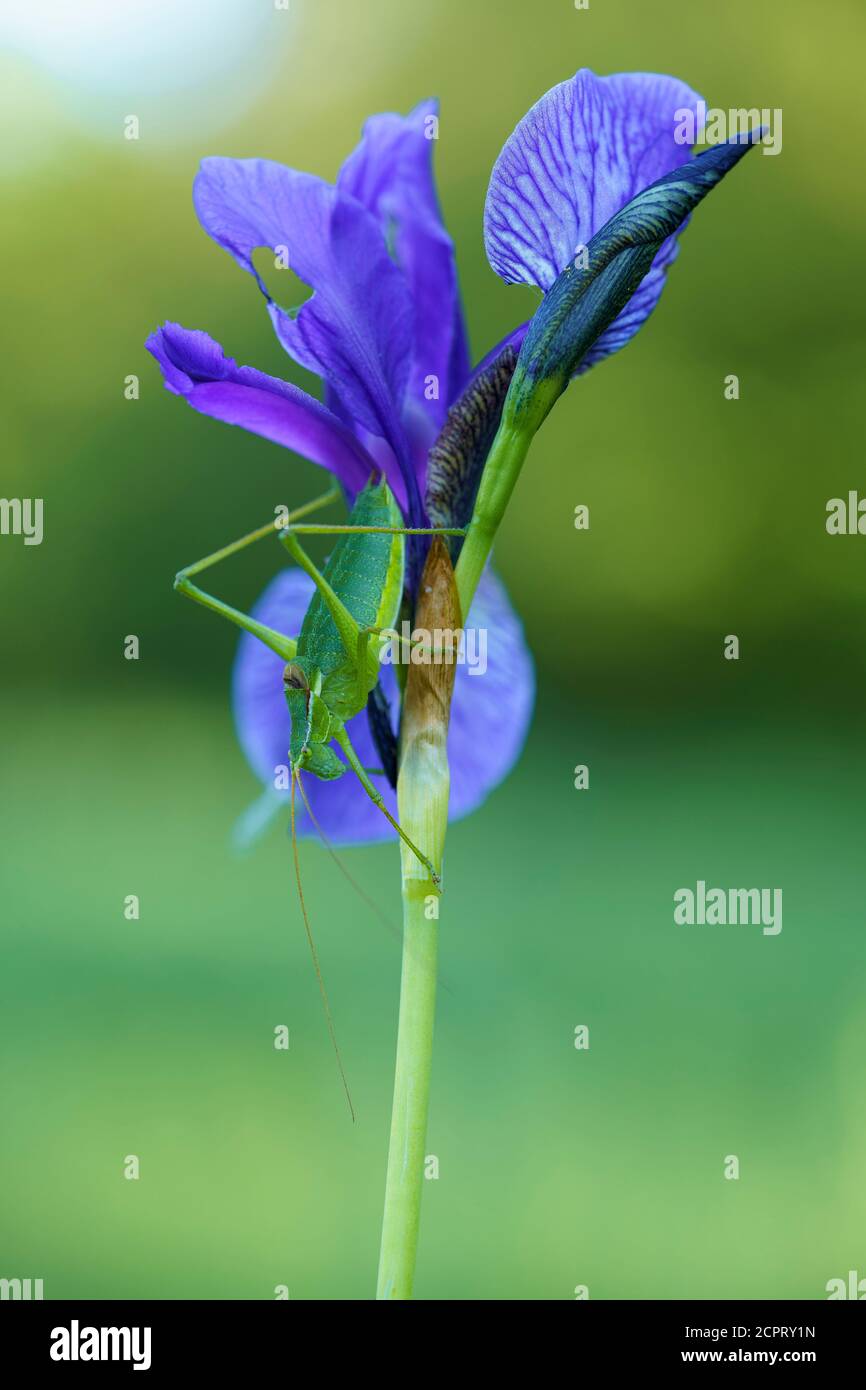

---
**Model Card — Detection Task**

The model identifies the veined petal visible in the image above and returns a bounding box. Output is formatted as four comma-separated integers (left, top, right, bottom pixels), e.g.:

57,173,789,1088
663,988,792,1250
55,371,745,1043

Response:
505,135,761,419
338,99,470,435
146,323,378,496
193,158,420,511
485,69,702,287
484,69,702,367
231,566,534,843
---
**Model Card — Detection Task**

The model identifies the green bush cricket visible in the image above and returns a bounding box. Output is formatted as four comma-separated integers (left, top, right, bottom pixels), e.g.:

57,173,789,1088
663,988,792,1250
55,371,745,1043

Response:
173,475,465,1114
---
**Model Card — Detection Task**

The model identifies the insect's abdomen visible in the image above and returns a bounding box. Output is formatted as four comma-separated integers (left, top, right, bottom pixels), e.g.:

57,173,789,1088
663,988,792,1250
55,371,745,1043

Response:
297,480,404,681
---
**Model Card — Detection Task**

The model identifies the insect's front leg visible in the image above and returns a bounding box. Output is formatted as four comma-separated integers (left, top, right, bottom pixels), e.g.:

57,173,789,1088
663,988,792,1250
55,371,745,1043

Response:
355,626,459,690
354,626,400,710
334,727,441,887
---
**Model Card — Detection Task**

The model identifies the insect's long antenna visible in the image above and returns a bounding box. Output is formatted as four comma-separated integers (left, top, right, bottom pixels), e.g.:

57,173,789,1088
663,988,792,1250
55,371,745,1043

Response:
290,768,355,1123
295,773,400,948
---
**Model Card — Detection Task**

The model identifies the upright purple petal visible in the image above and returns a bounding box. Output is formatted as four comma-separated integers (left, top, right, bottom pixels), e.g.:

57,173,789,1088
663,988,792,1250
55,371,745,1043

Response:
484,69,702,367
338,99,470,439
193,158,419,509
146,323,379,496
232,566,534,843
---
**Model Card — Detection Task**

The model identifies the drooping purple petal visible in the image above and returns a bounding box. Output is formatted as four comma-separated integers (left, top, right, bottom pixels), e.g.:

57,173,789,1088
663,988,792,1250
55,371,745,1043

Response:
146,323,378,496
232,565,534,843
446,566,535,821
338,99,470,443
192,158,420,514
484,69,702,367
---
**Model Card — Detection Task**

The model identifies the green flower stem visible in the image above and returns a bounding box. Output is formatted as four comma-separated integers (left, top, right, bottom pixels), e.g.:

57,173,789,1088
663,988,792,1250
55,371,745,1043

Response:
454,415,535,621
377,540,457,1300
376,817,445,1298
376,412,534,1297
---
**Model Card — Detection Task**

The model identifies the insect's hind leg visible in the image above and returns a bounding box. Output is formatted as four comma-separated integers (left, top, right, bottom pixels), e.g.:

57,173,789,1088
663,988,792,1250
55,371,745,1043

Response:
174,485,340,660
279,521,466,685
283,523,467,538
174,571,297,660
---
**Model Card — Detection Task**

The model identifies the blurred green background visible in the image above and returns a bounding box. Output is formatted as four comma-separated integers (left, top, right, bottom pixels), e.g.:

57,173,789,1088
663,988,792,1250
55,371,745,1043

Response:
1,0,865,1300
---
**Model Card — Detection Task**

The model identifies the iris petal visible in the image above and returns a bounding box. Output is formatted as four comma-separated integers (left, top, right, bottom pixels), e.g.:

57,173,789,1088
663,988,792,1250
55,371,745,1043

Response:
338,98,470,442
192,158,417,501
484,69,702,368
146,323,378,496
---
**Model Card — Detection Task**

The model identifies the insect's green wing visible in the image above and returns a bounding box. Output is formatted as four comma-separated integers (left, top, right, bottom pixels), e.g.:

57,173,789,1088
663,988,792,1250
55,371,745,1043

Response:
296,479,404,717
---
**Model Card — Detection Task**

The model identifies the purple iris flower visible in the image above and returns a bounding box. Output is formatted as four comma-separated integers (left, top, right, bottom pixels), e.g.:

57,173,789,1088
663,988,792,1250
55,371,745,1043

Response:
147,69,702,844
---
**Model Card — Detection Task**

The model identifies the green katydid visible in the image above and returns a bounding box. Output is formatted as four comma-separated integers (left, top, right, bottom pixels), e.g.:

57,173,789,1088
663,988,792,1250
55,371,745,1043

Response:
173,475,464,1114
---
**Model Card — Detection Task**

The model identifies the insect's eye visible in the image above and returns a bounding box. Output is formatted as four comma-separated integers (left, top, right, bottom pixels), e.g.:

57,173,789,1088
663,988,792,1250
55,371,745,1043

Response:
283,662,308,691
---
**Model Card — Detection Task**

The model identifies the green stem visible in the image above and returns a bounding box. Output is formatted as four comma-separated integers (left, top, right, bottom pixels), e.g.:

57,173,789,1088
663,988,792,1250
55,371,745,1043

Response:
377,540,455,1300
376,872,441,1299
454,418,532,619
375,410,532,1296
375,405,531,1299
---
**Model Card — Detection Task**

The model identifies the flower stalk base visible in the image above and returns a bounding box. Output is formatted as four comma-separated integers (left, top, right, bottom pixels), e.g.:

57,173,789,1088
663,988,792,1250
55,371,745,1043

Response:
376,539,459,1299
